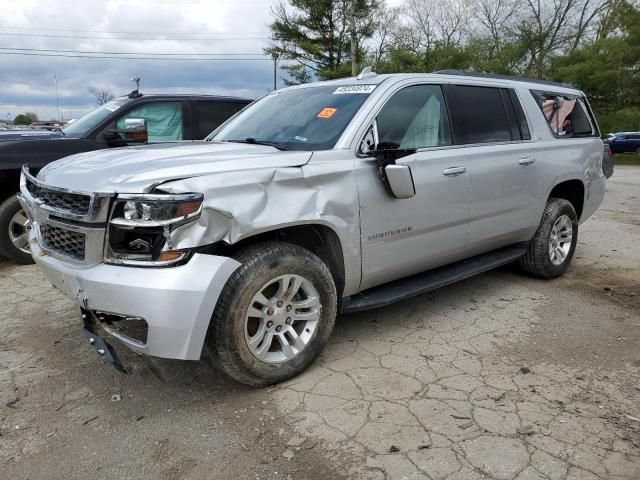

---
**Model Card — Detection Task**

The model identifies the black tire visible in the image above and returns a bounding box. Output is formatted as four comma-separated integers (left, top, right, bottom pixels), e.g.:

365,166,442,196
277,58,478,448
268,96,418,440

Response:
207,242,337,387
0,195,34,265
519,198,578,279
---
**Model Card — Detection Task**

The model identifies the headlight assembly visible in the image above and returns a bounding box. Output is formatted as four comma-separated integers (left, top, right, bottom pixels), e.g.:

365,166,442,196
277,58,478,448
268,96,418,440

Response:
105,193,203,266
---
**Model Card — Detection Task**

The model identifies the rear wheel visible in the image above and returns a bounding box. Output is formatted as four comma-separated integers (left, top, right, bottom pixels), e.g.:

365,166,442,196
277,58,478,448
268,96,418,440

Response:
207,242,337,387
0,195,34,264
519,198,578,279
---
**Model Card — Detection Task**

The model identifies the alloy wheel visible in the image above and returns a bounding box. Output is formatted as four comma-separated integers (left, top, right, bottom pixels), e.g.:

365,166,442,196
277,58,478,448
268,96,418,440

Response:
8,209,31,255
549,214,573,265
244,274,321,364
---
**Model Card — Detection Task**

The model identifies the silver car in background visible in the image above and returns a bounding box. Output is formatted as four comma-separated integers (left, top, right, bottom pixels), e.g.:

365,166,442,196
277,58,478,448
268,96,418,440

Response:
19,70,606,386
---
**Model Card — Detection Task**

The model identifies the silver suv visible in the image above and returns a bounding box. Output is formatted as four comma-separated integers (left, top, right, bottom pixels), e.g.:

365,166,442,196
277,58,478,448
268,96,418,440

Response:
19,71,606,386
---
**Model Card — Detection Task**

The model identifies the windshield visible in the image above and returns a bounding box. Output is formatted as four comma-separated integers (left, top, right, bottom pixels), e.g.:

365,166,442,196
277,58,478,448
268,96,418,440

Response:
209,85,376,150
62,99,129,137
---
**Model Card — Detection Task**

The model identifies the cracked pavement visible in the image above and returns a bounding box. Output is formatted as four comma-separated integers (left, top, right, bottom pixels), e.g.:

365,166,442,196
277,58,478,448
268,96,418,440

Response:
1,167,639,479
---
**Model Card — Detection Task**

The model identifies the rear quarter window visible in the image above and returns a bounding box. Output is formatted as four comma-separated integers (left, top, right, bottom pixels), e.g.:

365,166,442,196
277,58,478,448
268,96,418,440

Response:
531,90,598,139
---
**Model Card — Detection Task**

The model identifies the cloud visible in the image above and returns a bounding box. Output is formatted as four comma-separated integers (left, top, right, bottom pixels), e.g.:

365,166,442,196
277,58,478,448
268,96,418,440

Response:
0,0,278,121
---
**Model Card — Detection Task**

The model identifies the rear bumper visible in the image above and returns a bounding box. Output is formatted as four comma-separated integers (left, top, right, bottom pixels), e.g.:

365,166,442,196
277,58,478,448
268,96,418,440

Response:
31,238,240,360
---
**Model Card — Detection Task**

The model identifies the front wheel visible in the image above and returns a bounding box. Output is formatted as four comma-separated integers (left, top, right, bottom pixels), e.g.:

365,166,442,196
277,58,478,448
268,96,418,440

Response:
0,195,34,265
519,198,578,279
207,242,337,387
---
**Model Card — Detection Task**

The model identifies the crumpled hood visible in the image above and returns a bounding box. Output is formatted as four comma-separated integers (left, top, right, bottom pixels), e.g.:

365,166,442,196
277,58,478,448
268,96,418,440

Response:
37,142,313,193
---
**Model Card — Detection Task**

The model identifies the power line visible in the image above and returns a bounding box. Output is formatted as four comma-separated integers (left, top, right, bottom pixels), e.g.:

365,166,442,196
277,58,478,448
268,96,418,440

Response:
0,32,269,41
0,52,271,61
0,47,266,56
0,25,266,35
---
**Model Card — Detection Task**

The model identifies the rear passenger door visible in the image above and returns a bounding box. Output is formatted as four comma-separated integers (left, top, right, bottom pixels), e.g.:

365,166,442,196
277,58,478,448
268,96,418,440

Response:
444,84,540,254
192,101,247,139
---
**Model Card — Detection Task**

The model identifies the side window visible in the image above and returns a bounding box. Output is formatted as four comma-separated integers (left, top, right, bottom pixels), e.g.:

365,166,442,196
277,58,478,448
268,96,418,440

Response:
194,101,246,139
375,84,451,149
445,85,512,144
532,91,596,138
507,90,531,140
116,102,183,142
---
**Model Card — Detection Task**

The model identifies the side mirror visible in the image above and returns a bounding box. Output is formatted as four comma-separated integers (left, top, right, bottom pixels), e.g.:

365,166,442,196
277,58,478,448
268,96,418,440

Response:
384,164,416,199
123,118,148,144
371,147,417,200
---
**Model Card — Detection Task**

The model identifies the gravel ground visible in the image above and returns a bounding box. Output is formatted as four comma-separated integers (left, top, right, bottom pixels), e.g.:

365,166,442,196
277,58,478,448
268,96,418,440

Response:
1,166,639,480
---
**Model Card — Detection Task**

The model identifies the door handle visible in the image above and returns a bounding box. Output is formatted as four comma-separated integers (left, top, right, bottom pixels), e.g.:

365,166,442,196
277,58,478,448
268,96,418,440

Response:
519,157,536,166
442,166,467,177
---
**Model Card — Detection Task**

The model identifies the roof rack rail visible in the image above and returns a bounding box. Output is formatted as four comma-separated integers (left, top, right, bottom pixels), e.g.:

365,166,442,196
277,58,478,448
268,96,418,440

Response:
434,70,576,90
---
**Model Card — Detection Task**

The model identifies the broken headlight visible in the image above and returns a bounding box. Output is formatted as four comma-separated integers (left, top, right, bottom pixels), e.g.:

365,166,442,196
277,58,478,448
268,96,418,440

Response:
105,193,203,266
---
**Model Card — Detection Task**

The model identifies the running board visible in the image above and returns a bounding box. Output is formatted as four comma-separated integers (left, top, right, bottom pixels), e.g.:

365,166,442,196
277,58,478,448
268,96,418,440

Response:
340,243,528,314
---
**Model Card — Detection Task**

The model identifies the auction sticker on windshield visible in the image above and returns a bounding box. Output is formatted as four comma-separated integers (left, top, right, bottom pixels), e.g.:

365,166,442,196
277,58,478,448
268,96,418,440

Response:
317,107,338,119
333,85,376,94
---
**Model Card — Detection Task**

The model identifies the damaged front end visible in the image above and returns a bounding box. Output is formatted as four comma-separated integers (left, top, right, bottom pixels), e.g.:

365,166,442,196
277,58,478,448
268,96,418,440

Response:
17,148,361,370
104,192,204,267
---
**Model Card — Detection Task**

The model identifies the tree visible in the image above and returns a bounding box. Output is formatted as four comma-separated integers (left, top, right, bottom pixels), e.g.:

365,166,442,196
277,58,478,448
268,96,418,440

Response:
267,0,382,84
13,114,33,125
89,86,115,105
550,0,640,132
24,111,39,123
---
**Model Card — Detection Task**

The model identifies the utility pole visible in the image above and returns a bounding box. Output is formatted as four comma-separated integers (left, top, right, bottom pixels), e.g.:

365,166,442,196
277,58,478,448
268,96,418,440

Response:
271,52,280,90
350,0,357,76
55,74,61,122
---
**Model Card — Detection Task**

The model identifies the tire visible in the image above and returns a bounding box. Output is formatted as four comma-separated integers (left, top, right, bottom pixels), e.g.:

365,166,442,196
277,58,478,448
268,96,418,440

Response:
519,198,578,279
0,195,34,265
207,242,337,387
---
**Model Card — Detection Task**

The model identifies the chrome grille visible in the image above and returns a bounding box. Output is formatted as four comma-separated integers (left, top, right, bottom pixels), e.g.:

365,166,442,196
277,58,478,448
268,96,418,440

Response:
41,224,86,260
26,179,91,215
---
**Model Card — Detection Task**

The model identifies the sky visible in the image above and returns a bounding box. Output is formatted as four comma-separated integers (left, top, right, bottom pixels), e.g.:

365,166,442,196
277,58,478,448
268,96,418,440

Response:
0,0,404,122
0,0,403,122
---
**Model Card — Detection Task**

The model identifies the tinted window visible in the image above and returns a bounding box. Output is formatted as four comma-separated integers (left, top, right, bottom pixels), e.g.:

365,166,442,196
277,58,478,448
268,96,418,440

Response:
194,101,246,139
376,84,451,149
446,85,512,144
116,102,183,141
507,90,531,140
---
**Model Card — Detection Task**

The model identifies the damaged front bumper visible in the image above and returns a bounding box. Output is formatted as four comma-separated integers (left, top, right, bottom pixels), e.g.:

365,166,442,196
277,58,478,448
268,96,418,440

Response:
31,239,240,360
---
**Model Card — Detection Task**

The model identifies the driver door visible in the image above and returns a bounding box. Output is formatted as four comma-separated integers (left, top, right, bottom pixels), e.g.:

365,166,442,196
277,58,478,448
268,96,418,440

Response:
355,83,471,290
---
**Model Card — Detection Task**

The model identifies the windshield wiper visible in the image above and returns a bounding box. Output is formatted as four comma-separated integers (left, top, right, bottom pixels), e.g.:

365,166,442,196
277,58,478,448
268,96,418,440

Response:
225,138,288,151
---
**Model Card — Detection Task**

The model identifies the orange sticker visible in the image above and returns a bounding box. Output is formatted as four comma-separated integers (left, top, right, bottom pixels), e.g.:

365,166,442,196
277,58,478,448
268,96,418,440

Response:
317,107,337,119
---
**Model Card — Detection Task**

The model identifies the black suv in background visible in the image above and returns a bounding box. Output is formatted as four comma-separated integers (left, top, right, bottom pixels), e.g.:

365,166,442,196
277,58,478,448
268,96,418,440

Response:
0,93,251,263
606,131,640,154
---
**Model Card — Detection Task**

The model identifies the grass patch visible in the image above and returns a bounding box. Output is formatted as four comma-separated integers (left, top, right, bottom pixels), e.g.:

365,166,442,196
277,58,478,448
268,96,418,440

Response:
612,154,640,166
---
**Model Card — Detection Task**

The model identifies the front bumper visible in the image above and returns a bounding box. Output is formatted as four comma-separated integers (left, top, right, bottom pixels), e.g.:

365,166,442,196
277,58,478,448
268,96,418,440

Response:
31,239,240,360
